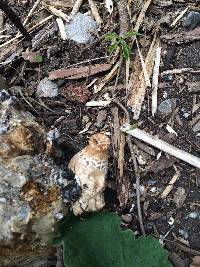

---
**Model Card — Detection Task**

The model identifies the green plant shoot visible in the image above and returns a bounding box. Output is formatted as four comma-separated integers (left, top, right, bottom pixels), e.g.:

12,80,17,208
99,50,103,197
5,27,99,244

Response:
105,31,140,59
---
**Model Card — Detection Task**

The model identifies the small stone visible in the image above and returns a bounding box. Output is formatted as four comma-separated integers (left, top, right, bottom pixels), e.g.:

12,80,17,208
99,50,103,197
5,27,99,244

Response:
65,13,97,44
47,45,59,58
188,212,199,219
36,78,58,98
121,214,132,223
182,11,200,30
179,229,189,239
61,84,91,103
173,187,186,208
158,98,176,115
54,212,64,220
168,216,174,225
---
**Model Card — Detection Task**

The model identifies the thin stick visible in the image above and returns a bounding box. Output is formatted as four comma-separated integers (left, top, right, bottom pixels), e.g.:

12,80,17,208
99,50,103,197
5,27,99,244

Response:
170,6,189,27
70,0,84,18
113,99,146,235
47,5,70,22
56,18,67,40
161,171,180,199
121,124,200,169
0,15,53,49
88,0,102,27
152,43,161,116
23,0,42,26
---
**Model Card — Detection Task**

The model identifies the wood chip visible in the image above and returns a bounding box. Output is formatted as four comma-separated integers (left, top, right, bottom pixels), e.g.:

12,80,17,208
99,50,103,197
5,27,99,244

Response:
127,35,157,119
161,171,180,199
49,63,112,80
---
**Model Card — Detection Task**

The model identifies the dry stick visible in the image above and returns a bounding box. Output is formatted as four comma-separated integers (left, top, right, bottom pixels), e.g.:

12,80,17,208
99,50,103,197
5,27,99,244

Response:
161,68,198,75
47,5,70,22
121,124,200,169
170,6,189,27
56,17,67,40
0,15,53,49
23,0,42,26
112,99,146,236
161,170,180,199
70,0,83,18
152,43,161,116
88,0,103,27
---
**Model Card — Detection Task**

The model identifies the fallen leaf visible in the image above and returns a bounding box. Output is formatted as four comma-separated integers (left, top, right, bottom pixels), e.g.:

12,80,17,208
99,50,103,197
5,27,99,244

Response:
22,51,43,63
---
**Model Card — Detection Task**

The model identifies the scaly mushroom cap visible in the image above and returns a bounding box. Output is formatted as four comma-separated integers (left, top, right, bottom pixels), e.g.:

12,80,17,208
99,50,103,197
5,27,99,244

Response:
88,133,111,152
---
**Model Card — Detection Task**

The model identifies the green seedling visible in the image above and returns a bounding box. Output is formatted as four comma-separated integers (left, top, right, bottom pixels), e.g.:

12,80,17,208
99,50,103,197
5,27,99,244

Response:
105,31,140,59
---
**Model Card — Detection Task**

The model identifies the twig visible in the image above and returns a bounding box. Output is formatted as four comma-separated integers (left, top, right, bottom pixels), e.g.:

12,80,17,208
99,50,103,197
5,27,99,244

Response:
161,68,200,75
134,0,152,33
152,43,161,116
56,18,67,40
170,6,189,27
85,100,111,107
69,0,84,18
116,0,130,36
94,61,120,93
0,15,53,49
112,98,146,235
88,0,102,27
161,170,180,199
121,124,200,169
23,0,42,26
47,5,70,22
128,35,157,119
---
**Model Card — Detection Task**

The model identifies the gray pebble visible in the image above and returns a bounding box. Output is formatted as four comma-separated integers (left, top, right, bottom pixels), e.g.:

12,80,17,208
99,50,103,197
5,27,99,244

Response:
182,11,200,30
65,13,97,44
36,77,58,98
158,98,177,115
193,120,200,133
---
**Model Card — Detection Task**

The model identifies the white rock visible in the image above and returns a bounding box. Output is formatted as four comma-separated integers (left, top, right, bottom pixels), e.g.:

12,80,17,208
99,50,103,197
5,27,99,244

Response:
36,78,58,98
65,13,97,44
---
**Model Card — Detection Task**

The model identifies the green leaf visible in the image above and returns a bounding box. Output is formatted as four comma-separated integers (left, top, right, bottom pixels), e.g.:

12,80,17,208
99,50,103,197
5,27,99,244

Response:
123,31,141,38
120,40,131,59
107,41,120,55
34,55,43,63
54,212,172,267
105,32,118,41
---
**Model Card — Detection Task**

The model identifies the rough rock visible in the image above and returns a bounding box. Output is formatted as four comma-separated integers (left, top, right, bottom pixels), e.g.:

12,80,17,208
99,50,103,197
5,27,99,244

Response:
36,77,58,98
65,12,97,44
0,91,73,266
158,98,177,115
182,11,200,30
